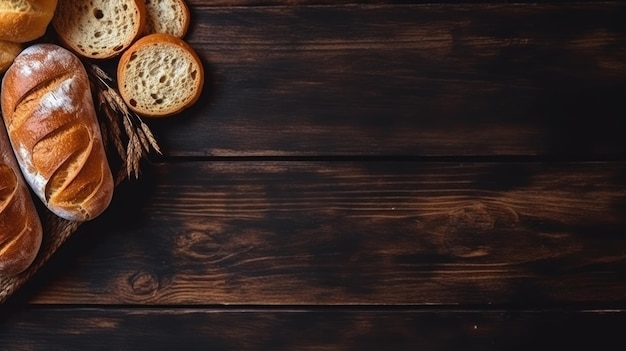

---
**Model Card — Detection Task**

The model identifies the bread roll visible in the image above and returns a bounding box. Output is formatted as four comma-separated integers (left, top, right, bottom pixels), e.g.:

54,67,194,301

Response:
0,116,43,277
0,0,58,43
1,43,114,222
0,40,22,74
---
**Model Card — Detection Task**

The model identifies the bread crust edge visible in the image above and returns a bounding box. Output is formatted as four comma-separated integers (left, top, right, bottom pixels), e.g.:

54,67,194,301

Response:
117,33,204,118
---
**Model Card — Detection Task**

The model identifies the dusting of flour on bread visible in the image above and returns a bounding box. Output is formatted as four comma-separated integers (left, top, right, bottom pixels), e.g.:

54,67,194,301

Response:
1,43,114,222
17,45,74,77
18,60,41,77
38,78,79,114
16,145,46,197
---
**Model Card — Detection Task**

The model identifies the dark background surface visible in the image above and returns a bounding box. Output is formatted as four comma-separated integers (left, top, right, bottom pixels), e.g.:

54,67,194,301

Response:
1,1,626,349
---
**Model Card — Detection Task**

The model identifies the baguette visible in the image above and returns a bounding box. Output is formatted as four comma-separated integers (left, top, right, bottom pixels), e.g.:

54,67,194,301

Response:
0,116,43,277
0,0,57,43
1,43,114,222
117,33,203,117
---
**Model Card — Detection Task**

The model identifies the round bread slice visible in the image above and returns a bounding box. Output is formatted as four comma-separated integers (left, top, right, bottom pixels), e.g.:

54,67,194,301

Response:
117,33,203,117
0,0,58,43
143,0,190,38
52,0,146,59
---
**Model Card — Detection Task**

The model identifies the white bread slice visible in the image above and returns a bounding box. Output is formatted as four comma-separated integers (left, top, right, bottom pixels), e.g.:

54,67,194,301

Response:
52,0,146,59
143,0,190,38
117,33,203,117
0,0,58,43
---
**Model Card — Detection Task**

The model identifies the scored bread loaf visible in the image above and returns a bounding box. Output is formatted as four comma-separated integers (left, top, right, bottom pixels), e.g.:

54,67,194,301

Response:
0,40,22,74
0,0,57,43
1,43,114,222
117,33,203,117
143,0,190,38
52,0,146,59
0,117,43,278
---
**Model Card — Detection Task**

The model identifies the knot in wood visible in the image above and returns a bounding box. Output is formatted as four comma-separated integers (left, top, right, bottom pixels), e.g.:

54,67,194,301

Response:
448,202,495,232
441,202,496,258
128,271,160,295
175,231,222,259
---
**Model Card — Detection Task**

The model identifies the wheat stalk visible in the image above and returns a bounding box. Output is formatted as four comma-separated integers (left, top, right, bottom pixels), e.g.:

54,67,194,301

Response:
86,63,162,183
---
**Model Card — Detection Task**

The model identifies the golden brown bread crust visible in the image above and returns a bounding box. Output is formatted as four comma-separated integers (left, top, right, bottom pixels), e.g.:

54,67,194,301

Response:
0,0,58,43
0,117,43,277
1,43,114,222
117,33,204,117
0,40,22,74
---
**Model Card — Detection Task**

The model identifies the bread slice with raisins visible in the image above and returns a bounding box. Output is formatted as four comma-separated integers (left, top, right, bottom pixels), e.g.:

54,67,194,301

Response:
52,0,146,59
117,33,203,117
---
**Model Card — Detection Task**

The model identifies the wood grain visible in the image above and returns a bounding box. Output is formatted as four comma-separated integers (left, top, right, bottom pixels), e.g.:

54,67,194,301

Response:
1,307,625,351
144,3,626,157
14,161,625,305
185,0,609,6
3,1,626,349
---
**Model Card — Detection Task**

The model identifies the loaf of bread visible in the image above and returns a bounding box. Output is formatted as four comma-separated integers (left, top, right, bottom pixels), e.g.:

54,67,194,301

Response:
117,33,204,117
143,0,190,38
0,0,57,43
1,43,114,222
52,0,146,59
0,116,43,277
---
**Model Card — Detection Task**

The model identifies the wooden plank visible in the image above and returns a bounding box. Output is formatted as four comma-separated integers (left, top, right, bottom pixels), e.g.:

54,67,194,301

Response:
0,307,624,350
185,0,620,7
17,161,626,305
143,3,626,157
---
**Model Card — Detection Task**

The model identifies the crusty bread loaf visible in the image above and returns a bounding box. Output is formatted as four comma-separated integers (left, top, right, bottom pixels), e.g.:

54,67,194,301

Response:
1,43,114,222
0,116,43,277
117,33,203,117
0,0,57,43
0,40,22,74
143,0,190,38
52,0,146,59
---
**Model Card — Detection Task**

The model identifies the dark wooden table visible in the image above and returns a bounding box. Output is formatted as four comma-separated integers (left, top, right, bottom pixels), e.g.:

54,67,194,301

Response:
2,0,626,349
